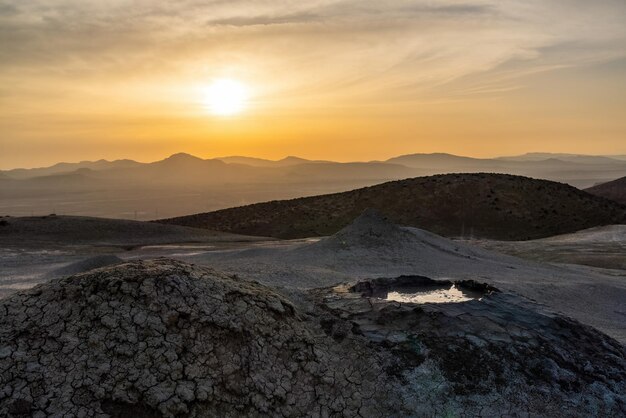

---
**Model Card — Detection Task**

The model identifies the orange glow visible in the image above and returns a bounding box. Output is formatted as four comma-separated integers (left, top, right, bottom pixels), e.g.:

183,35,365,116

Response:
1,1,626,169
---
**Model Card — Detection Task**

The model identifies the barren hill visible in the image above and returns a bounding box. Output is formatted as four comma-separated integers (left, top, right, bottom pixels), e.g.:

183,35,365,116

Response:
586,176,626,205
159,173,626,240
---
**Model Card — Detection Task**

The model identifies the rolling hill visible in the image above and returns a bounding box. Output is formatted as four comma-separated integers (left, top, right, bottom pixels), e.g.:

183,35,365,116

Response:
158,173,626,240
585,176,626,205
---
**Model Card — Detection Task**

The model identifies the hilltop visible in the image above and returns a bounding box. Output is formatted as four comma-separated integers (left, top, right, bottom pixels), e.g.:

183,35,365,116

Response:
586,176,626,205
159,173,626,240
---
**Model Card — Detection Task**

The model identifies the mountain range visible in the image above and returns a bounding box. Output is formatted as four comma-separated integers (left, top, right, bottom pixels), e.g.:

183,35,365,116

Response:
1,152,626,220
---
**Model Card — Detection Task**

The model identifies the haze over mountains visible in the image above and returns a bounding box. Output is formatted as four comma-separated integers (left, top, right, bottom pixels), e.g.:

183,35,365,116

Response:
1,152,626,220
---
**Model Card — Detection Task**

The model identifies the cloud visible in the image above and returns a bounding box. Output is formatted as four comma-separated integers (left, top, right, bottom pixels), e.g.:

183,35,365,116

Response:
209,11,321,27
0,0,624,103
207,2,495,27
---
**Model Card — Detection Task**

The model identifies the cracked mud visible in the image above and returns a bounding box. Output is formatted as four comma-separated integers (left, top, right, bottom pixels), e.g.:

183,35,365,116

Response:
0,260,624,417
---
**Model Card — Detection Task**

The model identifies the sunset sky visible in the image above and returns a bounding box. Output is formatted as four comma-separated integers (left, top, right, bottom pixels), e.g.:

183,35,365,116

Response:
1,0,626,168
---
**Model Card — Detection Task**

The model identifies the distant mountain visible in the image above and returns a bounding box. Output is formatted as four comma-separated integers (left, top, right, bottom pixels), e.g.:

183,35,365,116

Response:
158,173,626,240
23,172,96,186
2,152,626,220
157,152,207,165
388,152,580,169
386,152,492,167
146,153,231,181
216,155,327,167
4,151,626,186
385,152,626,188
585,176,626,205
1,170,104,192
215,156,286,167
499,153,626,164
4,158,141,180
0,153,423,219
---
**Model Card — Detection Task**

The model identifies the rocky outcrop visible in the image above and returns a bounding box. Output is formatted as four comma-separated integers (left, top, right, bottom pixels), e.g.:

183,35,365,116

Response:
1,260,625,417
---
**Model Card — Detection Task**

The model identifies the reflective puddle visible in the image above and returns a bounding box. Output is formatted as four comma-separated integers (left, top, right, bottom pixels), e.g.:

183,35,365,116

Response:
382,284,484,304
349,276,496,304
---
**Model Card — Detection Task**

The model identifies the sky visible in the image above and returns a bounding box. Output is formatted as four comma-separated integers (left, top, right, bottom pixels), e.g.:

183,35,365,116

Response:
1,0,626,168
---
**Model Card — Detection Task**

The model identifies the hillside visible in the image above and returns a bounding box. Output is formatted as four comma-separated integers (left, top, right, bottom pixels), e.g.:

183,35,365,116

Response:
585,176,626,205
159,173,626,240
0,215,255,247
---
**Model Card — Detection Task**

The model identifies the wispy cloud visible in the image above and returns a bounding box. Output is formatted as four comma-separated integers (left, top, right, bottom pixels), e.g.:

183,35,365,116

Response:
209,11,321,27
0,1,625,108
1,1,625,167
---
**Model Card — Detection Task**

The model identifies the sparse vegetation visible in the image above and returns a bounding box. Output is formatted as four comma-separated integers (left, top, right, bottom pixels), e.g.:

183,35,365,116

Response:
159,173,626,240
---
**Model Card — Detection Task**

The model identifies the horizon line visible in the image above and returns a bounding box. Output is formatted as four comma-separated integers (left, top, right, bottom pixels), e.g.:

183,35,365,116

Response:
4,150,626,171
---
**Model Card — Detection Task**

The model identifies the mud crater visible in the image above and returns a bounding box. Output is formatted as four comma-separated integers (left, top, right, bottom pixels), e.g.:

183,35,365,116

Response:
349,275,498,304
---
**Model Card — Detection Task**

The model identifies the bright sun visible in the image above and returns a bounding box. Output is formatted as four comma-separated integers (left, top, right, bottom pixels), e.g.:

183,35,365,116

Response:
202,79,249,116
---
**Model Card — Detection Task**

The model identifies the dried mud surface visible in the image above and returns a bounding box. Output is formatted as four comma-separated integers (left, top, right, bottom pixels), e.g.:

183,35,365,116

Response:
1,260,624,417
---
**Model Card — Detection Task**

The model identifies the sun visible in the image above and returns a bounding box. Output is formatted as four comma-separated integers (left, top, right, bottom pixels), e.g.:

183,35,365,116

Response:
202,79,249,116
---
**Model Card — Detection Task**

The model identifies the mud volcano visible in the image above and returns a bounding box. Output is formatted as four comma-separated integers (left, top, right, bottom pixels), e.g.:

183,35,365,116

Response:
320,275,626,416
1,260,625,417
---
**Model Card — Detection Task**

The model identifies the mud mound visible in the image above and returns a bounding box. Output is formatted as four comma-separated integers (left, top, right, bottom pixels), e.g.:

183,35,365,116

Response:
323,277,626,417
316,208,415,250
0,260,389,417
286,209,489,264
